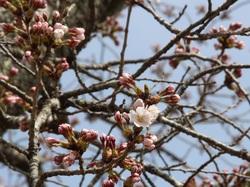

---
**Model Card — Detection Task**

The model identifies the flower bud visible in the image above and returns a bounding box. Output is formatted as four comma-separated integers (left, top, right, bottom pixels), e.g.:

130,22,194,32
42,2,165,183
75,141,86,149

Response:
46,137,61,146
102,179,115,187
31,0,47,9
169,59,179,69
62,151,78,167
229,22,242,31
165,94,180,105
1,23,15,33
54,155,64,165
119,73,135,88
9,67,19,77
143,133,158,150
0,74,9,81
52,11,60,21
235,41,245,49
23,51,33,63
58,123,73,138
114,111,128,125
161,85,175,96
80,129,98,142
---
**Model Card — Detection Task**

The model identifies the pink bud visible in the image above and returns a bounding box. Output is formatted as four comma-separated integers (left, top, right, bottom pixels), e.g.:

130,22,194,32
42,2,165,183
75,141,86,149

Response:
1,23,15,33
102,179,115,187
229,22,242,31
210,27,218,34
114,111,123,124
118,142,128,152
46,137,60,146
9,67,19,77
62,151,78,167
0,74,9,81
130,173,141,183
80,129,98,142
107,136,116,149
165,94,180,105
31,0,47,9
191,47,199,54
52,11,60,20
3,95,22,105
58,123,73,138
143,134,158,150
169,59,179,69
30,86,37,94
235,41,245,49
114,111,128,125
24,51,33,63
54,155,64,165
119,73,135,88
161,85,175,96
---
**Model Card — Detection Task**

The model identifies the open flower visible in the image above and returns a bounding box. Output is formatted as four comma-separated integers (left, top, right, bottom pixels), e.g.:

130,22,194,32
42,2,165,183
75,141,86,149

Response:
129,99,160,128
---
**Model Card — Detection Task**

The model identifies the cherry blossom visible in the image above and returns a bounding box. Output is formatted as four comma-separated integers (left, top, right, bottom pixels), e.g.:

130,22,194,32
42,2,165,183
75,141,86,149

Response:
129,99,160,127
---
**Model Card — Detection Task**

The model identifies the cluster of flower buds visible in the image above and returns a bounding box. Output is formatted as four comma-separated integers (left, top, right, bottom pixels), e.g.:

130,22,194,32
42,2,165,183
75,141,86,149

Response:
2,92,23,105
212,163,249,186
211,23,245,50
169,43,199,69
121,157,143,186
0,91,31,111
143,133,158,150
54,151,79,167
160,85,180,105
100,16,123,46
29,12,85,48
224,68,243,97
100,135,117,162
46,123,98,167
119,73,135,89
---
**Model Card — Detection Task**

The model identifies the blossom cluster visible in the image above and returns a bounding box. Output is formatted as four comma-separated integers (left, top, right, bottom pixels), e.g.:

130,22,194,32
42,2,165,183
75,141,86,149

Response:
169,43,199,69
118,73,180,105
46,123,98,167
211,22,245,50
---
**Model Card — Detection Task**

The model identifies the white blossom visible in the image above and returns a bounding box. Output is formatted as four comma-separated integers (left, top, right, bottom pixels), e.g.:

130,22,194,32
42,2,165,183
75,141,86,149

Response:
129,99,160,128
